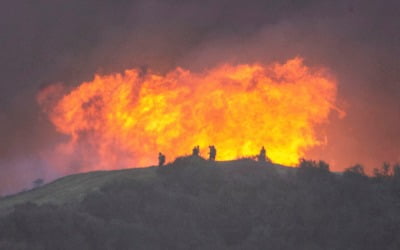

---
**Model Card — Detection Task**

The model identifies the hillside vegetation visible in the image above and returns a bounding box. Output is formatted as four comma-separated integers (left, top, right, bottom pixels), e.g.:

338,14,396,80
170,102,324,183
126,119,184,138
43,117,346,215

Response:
1,156,400,250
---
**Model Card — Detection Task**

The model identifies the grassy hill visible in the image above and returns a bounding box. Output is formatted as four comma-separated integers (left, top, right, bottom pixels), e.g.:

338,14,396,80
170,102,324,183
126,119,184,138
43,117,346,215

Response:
0,157,290,213
1,156,400,250
0,167,158,214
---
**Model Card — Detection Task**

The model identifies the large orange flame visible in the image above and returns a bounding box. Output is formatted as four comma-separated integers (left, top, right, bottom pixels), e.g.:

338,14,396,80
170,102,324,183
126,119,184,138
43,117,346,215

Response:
38,57,339,172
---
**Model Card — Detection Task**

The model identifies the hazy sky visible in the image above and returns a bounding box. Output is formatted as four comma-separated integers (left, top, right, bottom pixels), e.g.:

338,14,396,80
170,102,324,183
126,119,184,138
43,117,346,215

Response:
1,0,400,194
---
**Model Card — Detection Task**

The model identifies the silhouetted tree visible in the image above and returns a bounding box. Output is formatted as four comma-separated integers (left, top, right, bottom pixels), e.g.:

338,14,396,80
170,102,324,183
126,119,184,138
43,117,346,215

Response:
373,162,391,180
32,178,44,189
298,159,330,172
343,164,366,179
393,163,400,180
297,159,331,183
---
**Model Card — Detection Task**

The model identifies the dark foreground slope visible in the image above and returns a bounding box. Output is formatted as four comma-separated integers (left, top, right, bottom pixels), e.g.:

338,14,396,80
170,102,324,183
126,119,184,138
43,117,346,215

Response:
1,157,400,250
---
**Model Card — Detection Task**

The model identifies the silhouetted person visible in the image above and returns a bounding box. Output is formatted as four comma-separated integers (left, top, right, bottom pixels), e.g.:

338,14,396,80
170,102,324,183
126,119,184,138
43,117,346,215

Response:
258,146,266,162
192,145,200,156
158,152,166,167
208,145,216,161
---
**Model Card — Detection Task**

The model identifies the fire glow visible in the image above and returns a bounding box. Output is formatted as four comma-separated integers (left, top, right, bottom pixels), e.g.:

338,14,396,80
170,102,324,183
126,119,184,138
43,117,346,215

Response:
38,57,339,172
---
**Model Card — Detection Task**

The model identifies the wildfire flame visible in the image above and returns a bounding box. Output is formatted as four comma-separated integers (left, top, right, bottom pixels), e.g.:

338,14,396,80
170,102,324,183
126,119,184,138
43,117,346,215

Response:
38,57,339,172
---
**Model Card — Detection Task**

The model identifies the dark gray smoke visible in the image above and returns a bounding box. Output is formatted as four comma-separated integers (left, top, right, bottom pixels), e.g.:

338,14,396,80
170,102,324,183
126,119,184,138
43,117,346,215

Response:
1,0,400,194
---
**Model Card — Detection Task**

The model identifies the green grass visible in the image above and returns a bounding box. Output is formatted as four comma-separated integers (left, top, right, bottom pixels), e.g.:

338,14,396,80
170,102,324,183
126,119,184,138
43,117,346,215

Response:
0,166,158,214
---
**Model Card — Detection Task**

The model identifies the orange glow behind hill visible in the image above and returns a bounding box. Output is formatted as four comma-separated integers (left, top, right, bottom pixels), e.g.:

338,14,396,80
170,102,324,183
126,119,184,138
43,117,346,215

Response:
37,57,340,172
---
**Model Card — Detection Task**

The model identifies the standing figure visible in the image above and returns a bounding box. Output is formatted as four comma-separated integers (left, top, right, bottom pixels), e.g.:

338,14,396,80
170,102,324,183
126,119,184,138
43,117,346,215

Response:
158,152,166,167
208,145,216,161
192,145,200,156
258,146,266,162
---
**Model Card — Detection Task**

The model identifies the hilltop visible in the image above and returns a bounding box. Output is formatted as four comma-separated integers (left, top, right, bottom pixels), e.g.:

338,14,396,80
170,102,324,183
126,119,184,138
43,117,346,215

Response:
0,156,400,250
0,157,289,213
